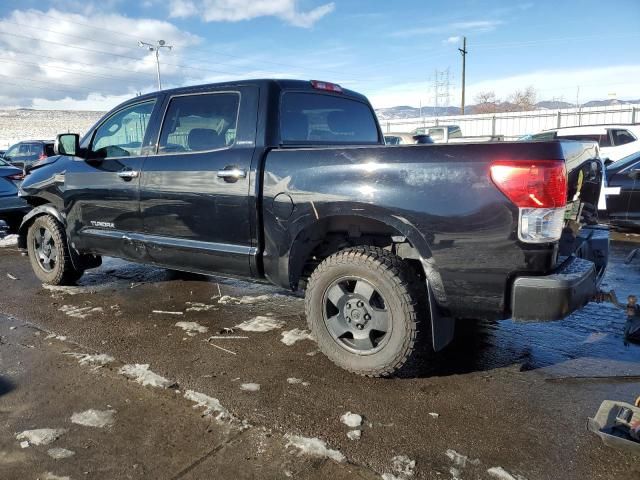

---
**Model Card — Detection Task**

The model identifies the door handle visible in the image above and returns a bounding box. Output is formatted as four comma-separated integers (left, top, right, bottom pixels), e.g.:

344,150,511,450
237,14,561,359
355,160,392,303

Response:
217,168,247,180
117,170,139,179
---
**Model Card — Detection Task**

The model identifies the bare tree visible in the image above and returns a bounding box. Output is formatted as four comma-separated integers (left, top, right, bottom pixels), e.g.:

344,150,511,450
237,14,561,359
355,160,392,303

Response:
473,90,500,113
509,86,537,111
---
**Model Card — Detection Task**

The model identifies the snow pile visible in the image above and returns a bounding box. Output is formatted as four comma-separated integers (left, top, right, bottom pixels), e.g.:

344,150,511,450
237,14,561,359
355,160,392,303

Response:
65,352,114,366
287,377,310,386
59,305,103,319
185,302,217,312
445,449,479,468
45,333,67,341
280,328,314,346
47,448,75,460
340,412,362,428
347,430,361,441
42,473,71,480
285,434,345,463
390,455,416,477
235,316,285,332
219,294,274,305
119,364,173,388
240,383,260,392
184,389,232,421
71,409,116,428
0,234,18,247
487,467,528,480
16,428,67,446
175,321,208,336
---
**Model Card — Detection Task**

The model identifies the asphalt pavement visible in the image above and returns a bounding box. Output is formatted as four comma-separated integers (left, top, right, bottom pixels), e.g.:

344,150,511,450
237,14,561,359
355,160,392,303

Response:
1,235,639,480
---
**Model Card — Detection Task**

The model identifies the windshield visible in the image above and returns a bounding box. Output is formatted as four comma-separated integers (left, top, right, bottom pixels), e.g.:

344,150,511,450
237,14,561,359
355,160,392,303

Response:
280,92,379,145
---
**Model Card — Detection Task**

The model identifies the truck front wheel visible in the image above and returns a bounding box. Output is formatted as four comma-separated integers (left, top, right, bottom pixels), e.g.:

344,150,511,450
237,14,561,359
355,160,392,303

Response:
305,246,427,377
26,215,84,285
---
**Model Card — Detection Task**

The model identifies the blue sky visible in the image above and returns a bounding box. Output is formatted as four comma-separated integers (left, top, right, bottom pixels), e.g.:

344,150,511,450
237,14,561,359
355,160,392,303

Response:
0,0,638,109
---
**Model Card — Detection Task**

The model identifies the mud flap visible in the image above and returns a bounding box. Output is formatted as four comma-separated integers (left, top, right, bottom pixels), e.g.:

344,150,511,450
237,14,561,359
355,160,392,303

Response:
428,283,455,352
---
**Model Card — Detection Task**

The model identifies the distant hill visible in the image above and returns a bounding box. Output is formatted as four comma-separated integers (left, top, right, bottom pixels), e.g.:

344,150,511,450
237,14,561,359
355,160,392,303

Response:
375,98,640,120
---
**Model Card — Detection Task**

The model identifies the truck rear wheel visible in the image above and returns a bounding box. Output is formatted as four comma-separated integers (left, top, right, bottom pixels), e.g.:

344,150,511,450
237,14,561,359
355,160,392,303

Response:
27,215,84,285
305,246,427,377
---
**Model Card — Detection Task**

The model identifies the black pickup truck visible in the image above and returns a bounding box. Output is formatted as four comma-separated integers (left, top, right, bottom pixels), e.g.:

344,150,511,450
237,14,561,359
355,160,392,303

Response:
17,79,609,376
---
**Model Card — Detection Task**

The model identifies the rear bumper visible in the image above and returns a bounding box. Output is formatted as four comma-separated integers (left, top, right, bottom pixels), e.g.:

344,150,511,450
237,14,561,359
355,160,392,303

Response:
511,225,609,322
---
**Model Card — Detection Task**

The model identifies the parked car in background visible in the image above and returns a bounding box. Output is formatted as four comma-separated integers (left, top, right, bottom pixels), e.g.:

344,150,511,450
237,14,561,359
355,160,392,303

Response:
0,157,29,231
384,132,417,145
1,140,55,170
414,125,503,143
529,125,640,162
605,151,640,230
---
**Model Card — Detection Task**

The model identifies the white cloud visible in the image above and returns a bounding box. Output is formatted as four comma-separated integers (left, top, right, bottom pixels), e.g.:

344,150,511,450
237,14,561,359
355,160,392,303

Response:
365,65,640,108
391,20,502,38
444,36,461,45
0,8,202,108
169,0,335,28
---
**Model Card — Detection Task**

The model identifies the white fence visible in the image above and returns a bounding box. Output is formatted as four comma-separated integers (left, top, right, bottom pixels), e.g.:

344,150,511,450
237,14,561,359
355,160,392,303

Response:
378,103,640,139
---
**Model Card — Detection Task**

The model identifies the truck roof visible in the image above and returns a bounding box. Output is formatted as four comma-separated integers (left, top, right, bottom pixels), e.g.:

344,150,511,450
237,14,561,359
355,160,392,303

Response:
134,79,370,104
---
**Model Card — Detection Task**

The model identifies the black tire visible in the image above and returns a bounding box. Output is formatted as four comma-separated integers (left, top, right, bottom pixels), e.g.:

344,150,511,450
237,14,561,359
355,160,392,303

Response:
305,246,429,377
26,215,84,285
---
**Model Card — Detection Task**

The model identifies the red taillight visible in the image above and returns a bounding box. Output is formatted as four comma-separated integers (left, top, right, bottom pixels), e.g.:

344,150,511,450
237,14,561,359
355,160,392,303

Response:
7,173,24,181
310,80,343,93
38,153,47,160
490,160,567,208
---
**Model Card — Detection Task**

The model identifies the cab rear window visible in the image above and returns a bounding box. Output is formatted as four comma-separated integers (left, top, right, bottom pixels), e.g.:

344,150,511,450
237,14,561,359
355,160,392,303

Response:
280,92,379,144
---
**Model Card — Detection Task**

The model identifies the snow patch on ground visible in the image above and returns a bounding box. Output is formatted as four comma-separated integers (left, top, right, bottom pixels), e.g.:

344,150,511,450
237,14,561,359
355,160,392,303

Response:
70,409,115,428
280,328,314,346
240,383,260,392
65,352,114,367
390,455,416,477
445,449,480,468
340,412,363,428
235,316,285,332
45,333,68,341
347,430,361,441
16,428,67,446
287,377,310,386
42,473,71,480
487,467,527,480
184,389,232,421
175,321,208,336
47,448,75,460
119,364,173,388
218,294,287,305
0,234,18,247
185,302,217,312
59,305,103,319
285,434,345,463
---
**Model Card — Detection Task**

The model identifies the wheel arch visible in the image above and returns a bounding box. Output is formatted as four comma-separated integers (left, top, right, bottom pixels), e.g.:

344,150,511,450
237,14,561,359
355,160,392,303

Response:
285,213,455,352
18,203,66,250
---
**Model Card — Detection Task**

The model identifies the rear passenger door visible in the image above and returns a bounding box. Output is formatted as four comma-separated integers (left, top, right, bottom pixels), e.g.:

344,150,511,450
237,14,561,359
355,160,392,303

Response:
139,87,258,276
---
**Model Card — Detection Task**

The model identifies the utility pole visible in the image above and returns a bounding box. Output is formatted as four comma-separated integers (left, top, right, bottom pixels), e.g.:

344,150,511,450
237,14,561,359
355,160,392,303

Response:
459,36,467,115
138,40,173,90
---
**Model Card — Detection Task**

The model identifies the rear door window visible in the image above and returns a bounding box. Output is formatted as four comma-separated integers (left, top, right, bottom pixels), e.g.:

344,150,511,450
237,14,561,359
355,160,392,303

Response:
157,92,240,154
280,92,379,144
611,129,637,146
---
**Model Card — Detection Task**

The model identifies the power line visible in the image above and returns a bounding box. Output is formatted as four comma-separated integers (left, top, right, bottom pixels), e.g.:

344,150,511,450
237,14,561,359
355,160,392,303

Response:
0,57,144,84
